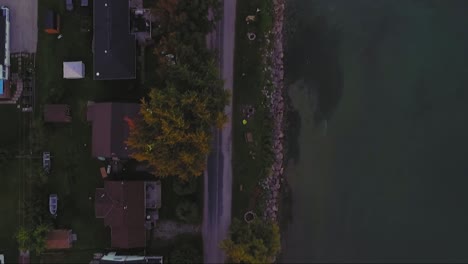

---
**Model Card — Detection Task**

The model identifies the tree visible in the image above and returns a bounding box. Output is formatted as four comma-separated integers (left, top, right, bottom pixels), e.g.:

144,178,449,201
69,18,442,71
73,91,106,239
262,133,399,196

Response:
173,177,198,196
126,87,226,181
15,226,31,252
175,200,199,223
170,243,203,264
221,218,281,263
31,224,50,255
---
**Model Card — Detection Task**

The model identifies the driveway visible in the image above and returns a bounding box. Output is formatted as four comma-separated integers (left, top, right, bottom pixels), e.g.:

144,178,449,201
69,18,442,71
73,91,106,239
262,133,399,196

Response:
203,0,236,262
0,0,37,53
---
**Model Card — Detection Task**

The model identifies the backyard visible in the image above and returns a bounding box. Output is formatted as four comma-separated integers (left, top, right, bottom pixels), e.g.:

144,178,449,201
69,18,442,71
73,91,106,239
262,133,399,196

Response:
231,0,274,219
31,0,147,261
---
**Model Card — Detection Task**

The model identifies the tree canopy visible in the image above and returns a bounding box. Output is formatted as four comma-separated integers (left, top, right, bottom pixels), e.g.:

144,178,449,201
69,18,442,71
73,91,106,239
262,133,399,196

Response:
221,218,281,263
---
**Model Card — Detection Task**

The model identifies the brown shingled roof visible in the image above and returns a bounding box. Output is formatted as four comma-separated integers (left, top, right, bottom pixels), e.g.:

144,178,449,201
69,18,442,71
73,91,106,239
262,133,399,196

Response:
44,104,71,123
46,229,72,249
95,181,146,248
87,103,139,158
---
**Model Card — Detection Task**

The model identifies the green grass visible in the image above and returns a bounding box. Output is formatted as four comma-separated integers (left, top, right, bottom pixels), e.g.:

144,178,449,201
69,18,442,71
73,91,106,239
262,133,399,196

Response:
0,160,21,262
231,0,274,218
32,0,150,261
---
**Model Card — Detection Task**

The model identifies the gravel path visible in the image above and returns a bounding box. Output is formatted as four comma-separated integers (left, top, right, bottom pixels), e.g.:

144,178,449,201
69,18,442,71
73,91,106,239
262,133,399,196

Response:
153,220,200,240
203,0,236,262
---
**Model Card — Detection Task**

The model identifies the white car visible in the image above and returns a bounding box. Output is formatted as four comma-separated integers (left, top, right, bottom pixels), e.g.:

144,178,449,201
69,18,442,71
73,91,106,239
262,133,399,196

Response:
49,194,58,216
66,0,73,11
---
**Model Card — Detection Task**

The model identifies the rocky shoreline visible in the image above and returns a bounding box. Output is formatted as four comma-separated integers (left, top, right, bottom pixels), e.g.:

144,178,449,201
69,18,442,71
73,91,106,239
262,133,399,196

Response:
263,0,286,222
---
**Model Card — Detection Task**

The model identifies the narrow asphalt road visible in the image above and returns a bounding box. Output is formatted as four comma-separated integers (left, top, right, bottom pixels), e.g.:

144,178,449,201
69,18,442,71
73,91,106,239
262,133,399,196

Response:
203,0,236,263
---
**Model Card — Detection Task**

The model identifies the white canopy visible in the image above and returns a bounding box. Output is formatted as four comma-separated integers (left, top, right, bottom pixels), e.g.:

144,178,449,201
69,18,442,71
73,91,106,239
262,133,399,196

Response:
63,61,85,79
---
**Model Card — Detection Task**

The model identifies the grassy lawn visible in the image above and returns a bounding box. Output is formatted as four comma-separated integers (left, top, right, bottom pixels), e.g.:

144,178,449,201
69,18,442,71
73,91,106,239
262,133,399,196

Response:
231,0,274,218
32,0,149,261
0,160,21,262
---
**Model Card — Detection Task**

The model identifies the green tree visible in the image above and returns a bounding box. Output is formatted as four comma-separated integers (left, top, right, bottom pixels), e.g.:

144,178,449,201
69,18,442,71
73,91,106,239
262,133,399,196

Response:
175,200,199,223
170,243,203,264
15,226,31,252
221,218,281,263
31,224,50,255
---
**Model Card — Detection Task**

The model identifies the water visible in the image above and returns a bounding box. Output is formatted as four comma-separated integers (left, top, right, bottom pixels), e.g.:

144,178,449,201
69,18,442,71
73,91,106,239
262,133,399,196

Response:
282,1,468,262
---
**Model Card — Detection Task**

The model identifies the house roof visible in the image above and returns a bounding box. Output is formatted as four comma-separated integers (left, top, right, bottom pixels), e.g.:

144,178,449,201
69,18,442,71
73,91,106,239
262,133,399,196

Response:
44,104,71,123
93,0,136,80
95,181,146,248
46,229,72,249
86,102,140,158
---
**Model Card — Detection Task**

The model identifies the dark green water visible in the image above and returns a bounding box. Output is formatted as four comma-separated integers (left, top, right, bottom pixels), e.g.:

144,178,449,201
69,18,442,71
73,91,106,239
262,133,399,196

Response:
282,0,468,262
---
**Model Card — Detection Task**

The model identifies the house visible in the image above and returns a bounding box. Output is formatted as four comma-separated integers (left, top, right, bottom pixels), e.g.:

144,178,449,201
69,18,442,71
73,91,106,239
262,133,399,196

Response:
90,252,163,264
46,229,74,249
94,181,161,249
87,103,140,159
44,10,60,34
0,6,10,82
63,61,85,79
93,0,136,80
44,104,71,123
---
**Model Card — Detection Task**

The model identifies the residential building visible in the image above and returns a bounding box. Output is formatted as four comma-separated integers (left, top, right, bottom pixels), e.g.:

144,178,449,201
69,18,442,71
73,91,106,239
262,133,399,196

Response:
0,6,10,99
87,102,140,159
94,181,161,249
93,0,136,80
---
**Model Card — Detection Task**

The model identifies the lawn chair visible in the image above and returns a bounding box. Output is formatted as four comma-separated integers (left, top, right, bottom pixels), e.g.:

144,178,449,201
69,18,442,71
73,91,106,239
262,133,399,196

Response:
244,132,253,143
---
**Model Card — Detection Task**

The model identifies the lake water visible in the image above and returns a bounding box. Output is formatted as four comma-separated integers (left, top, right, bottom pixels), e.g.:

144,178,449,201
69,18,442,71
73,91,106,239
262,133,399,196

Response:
282,1,468,262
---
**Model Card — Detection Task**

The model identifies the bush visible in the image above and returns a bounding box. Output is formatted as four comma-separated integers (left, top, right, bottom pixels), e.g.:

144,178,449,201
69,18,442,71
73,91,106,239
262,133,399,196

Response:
173,177,198,196
175,200,199,223
170,243,202,264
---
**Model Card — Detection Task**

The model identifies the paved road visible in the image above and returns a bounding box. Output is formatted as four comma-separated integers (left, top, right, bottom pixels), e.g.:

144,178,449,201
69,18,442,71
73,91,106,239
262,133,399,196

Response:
203,0,236,262
0,0,37,52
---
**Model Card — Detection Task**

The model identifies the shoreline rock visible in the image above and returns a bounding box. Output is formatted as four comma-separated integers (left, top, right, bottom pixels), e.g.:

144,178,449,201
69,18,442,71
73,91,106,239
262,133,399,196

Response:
263,0,286,222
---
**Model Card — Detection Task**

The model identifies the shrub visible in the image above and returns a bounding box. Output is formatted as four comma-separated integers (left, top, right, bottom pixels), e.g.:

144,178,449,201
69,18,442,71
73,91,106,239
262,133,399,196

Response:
173,177,198,196
170,243,202,264
175,200,199,223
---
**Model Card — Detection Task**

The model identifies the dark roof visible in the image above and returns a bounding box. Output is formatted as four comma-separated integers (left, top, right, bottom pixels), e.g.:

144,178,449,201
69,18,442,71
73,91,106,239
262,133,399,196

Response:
93,0,136,80
95,181,146,248
87,103,140,158
0,10,6,65
44,10,59,30
44,104,71,123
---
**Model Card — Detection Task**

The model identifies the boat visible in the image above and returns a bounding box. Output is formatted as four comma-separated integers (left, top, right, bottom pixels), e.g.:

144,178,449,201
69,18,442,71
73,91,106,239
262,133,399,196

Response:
49,194,58,216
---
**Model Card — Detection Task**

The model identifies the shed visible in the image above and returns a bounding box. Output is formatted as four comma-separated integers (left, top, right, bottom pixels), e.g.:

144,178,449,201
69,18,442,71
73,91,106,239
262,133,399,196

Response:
44,104,71,123
44,10,60,34
63,61,85,79
46,229,73,249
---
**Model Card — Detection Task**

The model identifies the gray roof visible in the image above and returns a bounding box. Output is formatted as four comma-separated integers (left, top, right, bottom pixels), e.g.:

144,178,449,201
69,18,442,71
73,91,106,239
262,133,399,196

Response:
93,0,136,80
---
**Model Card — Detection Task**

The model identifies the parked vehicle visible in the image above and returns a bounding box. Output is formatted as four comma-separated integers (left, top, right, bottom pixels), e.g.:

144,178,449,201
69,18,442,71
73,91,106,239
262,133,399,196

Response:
43,152,51,173
49,194,58,216
66,0,73,11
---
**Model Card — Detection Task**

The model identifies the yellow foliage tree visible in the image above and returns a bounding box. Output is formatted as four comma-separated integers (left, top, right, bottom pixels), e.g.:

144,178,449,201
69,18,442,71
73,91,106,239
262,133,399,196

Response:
126,86,220,181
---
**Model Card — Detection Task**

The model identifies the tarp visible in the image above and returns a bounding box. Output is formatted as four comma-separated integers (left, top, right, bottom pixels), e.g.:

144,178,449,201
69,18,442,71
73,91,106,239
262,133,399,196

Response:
63,61,85,79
